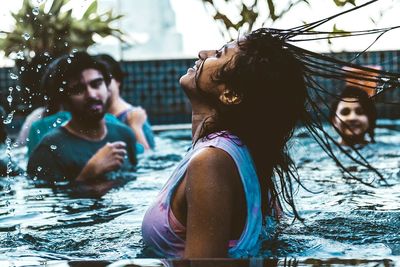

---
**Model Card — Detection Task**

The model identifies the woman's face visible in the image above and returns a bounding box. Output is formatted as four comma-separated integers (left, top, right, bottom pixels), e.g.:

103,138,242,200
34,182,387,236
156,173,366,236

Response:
108,78,120,97
179,41,239,102
333,97,370,141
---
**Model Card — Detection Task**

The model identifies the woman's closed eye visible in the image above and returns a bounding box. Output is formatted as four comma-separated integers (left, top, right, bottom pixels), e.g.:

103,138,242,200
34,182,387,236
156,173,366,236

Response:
215,50,222,58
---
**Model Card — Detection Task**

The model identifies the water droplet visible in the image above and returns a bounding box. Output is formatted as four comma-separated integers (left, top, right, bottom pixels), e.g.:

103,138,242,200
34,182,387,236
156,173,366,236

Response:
8,87,13,92
16,85,21,91
16,51,24,60
20,66,25,71
22,33,30,40
71,48,78,53
50,145,57,150
64,42,69,47
36,129,41,134
52,122,57,127
37,64,42,69
67,58,71,63
3,111,15,125
43,95,48,100
36,166,42,172
59,87,64,92
32,7,39,16
56,118,62,123
381,77,390,82
9,73,18,80
7,95,13,104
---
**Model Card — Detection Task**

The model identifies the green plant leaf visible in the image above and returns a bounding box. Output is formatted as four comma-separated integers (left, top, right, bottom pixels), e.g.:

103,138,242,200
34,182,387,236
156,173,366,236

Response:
83,0,98,18
49,0,68,15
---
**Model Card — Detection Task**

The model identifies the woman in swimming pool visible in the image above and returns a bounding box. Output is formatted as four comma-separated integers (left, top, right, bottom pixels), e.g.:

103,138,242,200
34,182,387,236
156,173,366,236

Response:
331,86,377,146
141,2,400,258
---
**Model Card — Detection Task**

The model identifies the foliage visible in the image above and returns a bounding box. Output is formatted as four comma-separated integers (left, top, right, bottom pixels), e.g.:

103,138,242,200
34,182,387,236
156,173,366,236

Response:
0,0,124,113
0,0,123,61
200,0,358,41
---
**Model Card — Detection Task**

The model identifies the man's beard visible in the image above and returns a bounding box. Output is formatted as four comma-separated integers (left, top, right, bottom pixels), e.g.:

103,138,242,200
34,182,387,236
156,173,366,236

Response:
68,97,111,124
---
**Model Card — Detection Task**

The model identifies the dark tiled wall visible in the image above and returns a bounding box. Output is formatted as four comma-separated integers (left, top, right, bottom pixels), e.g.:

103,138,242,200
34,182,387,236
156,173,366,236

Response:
1,50,399,128
119,58,194,125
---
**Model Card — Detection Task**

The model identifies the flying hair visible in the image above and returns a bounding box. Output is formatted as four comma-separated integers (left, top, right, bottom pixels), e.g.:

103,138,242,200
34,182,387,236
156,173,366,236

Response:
197,0,400,222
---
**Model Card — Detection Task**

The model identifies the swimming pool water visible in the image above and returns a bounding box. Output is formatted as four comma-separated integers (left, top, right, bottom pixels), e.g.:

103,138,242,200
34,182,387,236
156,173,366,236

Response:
0,121,399,261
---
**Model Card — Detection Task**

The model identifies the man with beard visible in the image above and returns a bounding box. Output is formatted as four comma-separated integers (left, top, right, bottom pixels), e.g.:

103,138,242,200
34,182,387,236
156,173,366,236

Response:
27,52,137,185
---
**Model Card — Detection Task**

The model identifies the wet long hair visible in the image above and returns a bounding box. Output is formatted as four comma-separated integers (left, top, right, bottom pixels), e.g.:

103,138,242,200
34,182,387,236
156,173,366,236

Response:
195,0,400,221
330,86,377,143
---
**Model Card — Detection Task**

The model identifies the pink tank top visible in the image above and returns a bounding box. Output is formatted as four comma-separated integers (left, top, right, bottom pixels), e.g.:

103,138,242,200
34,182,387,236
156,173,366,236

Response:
141,132,264,257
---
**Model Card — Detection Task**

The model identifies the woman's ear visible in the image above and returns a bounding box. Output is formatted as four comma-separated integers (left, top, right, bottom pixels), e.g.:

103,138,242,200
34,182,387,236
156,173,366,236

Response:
219,89,242,105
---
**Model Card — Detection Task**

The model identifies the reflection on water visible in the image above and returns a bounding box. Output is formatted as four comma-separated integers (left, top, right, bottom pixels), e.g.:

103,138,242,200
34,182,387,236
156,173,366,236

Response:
0,123,399,261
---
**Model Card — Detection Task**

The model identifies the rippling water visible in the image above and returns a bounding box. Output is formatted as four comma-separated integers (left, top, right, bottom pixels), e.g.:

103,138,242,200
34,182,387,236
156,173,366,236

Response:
0,121,399,261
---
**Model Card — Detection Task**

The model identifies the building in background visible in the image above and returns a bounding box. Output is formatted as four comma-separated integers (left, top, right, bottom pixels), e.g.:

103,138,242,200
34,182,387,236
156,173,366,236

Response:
90,0,183,60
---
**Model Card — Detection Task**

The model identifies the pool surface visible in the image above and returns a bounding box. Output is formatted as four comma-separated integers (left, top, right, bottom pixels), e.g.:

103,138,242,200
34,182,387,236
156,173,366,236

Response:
0,121,399,264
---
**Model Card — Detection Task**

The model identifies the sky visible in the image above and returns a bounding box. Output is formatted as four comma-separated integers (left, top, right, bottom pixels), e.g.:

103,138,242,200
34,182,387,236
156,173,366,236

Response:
1,0,400,64
170,0,400,55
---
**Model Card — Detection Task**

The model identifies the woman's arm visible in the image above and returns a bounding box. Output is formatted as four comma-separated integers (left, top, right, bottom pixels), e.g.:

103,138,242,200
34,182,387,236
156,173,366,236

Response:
184,147,242,258
127,107,151,150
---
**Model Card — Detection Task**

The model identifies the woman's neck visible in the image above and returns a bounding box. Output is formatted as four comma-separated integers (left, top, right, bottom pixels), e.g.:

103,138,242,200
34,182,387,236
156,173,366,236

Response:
191,107,217,142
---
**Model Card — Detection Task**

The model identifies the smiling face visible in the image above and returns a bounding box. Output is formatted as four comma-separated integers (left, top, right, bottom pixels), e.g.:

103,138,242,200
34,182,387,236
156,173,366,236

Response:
65,68,110,122
179,41,240,106
333,97,370,143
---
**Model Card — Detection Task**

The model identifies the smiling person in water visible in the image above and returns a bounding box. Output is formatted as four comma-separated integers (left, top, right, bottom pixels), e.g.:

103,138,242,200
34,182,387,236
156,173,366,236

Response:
331,86,377,146
27,52,137,192
141,1,400,259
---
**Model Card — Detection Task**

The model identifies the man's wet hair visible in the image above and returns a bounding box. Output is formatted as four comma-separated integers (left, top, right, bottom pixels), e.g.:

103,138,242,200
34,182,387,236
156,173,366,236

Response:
330,86,377,142
41,51,112,104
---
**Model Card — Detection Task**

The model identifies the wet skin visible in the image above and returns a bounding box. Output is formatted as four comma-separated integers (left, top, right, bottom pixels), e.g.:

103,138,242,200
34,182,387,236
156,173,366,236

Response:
172,41,247,258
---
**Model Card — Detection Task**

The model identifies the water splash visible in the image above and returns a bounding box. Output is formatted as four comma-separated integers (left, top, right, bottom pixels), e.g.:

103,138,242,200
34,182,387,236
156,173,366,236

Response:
3,111,15,125
9,73,18,80
7,95,13,106
22,33,30,41
32,7,39,16
16,51,24,60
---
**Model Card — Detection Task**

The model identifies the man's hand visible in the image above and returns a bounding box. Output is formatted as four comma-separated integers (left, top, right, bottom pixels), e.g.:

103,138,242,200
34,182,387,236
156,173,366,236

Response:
76,141,127,182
